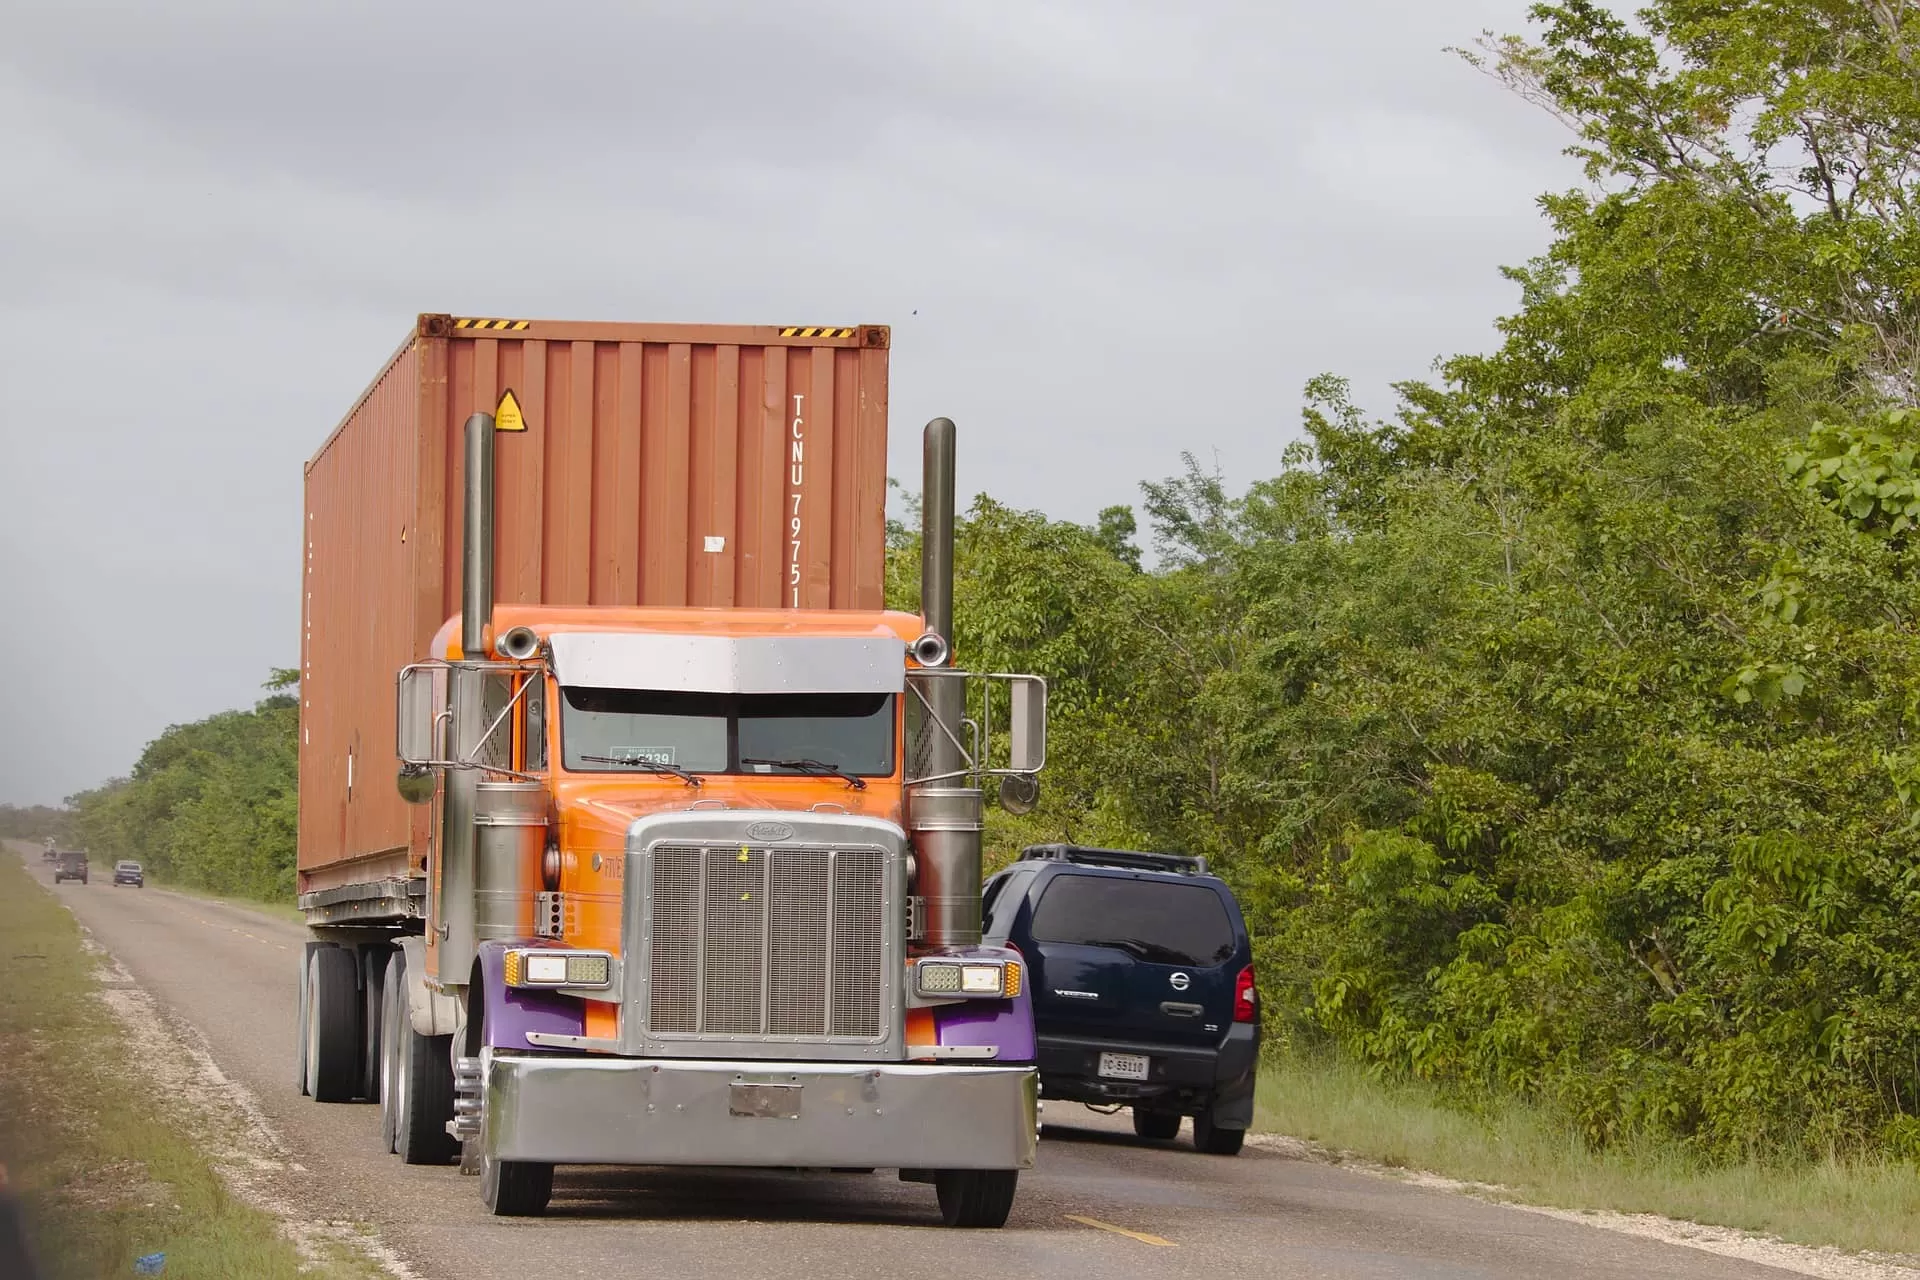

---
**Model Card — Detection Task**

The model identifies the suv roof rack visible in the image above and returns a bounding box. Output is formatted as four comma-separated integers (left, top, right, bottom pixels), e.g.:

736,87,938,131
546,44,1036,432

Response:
1018,844,1209,876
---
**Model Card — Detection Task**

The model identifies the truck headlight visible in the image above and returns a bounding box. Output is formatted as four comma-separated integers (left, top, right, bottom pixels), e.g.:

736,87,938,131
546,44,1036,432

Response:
915,959,1019,998
503,949,612,989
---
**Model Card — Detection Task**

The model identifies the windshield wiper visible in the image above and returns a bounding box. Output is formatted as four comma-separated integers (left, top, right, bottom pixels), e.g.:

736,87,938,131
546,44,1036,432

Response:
577,755,703,786
740,756,867,790
1084,938,1191,965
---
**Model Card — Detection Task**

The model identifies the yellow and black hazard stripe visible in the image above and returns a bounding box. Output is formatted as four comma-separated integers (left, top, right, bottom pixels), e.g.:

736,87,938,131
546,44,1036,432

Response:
454,317,531,332
779,326,856,339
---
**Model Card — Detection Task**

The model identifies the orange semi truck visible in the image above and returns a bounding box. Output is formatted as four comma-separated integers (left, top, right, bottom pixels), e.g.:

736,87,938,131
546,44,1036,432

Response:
295,315,1047,1224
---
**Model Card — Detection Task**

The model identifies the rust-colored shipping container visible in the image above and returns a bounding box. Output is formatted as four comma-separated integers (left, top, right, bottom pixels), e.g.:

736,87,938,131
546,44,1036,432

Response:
298,314,891,890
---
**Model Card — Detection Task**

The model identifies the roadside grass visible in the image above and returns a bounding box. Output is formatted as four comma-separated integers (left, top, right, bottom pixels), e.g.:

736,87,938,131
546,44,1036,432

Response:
1255,1047,1920,1259
147,878,305,926
0,850,374,1279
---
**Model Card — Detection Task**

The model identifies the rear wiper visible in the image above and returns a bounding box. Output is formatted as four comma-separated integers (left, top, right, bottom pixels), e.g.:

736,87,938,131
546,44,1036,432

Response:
740,756,867,790
577,755,702,786
1086,938,1189,965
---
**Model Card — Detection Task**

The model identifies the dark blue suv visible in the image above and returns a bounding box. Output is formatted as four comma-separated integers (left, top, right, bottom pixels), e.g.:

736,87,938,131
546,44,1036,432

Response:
981,845,1260,1155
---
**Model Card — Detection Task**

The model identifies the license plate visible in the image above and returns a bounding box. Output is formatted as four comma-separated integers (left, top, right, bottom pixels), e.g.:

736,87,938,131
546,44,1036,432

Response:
729,1082,802,1119
1098,1052,1150,1081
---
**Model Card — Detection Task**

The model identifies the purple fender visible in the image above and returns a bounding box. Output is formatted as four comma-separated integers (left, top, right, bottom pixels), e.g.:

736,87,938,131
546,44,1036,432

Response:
473,941,587,1051
924,944,1037,1064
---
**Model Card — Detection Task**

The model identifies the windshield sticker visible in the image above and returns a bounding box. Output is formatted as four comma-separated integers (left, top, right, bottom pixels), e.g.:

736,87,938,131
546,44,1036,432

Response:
610,746,677,765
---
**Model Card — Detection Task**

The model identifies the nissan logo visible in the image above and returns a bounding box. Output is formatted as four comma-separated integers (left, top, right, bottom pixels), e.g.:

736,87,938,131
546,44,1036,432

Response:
746,821,795,842
1169,972,1191,991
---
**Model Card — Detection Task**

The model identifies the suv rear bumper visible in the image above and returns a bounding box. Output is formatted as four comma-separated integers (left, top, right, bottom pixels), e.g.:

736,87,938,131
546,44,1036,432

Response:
1037,1023,1258,1123
484,1053,1039,1170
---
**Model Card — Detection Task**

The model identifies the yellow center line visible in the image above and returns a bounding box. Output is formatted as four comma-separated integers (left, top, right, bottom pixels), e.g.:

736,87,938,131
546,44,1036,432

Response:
198,917,283,950
1065,1214,1177,1247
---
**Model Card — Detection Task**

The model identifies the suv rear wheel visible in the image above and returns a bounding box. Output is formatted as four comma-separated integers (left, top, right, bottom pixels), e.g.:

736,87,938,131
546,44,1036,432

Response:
1132,1107,1181,1141
1192,1107,1245,1156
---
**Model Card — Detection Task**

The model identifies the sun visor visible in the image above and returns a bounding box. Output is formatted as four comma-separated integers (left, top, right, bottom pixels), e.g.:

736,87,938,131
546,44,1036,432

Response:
547,632,906,695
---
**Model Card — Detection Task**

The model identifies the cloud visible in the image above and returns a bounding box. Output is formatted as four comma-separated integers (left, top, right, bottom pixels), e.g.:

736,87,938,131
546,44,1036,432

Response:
0,0,1582,804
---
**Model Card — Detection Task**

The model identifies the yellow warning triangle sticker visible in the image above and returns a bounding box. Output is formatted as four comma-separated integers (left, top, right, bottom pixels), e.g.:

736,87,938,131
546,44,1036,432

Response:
494,389,526,432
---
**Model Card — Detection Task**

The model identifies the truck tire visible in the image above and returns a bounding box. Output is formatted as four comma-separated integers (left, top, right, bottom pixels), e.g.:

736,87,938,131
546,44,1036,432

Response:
305,946,362,1103
1192,1107,1245,1156
378,959,401,1151
934,1169,1018,1228
1132,1107,1181,1141
481,1154,553,1217
383,951,458,1165
296,950,312,1096
362,948,390,1104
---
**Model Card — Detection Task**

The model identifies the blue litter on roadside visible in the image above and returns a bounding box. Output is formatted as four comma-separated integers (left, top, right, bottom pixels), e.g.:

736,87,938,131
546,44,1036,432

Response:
133,1252,165,1274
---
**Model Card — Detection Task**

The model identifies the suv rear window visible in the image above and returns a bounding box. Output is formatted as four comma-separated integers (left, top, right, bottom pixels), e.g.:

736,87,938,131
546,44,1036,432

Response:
1030,875,1235,967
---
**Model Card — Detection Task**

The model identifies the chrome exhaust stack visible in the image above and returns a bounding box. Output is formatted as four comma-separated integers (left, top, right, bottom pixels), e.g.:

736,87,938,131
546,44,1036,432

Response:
907,417,984,948
441,411,496,981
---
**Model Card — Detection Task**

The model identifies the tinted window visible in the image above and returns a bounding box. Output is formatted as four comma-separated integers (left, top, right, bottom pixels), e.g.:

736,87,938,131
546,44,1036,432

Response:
1030,875,1234,967
982,871,1034,939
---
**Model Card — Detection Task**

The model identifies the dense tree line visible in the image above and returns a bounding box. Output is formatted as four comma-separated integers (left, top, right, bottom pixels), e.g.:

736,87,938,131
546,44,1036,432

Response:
49,0,1920,1162
919,0,1920,1161
65,670,298,901
0,804,71,842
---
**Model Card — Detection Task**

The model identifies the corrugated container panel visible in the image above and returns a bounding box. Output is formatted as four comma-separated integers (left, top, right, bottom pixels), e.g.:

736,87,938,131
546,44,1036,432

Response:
301,336,422,882
298,316,891,882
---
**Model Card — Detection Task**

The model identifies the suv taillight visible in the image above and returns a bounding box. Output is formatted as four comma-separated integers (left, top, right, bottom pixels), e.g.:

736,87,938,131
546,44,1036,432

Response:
1234,966,1257,1023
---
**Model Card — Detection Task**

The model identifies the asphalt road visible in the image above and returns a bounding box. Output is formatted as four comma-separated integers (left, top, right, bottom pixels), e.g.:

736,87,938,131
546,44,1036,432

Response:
25,855,1803,1280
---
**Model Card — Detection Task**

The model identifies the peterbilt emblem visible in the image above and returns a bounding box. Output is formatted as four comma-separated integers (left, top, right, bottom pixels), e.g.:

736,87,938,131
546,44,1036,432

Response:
746,821,795,842
591,853,602,872
1169,972,1191,991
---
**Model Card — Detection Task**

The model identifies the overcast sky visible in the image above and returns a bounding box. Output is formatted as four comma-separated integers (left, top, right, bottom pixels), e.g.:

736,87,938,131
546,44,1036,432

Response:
0,0,1584,806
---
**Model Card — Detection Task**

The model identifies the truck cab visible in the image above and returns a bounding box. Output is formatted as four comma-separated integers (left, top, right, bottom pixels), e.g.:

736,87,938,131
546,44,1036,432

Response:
378,604,1043,1220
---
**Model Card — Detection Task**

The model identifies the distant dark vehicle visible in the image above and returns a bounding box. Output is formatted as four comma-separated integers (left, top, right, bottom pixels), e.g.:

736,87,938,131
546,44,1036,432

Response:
41,846,57,864
52,851,88,885
982,845,1261,1156
113,861,144,888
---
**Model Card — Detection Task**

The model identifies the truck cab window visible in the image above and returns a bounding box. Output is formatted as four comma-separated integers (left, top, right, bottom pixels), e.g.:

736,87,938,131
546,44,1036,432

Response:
523,678,547,771
475,673,515,770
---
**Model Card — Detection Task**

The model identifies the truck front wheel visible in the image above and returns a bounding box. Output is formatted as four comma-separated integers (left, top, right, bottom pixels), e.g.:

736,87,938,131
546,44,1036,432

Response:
380,951,458,1165
934,1169,1018,1228
481,1154,553,1217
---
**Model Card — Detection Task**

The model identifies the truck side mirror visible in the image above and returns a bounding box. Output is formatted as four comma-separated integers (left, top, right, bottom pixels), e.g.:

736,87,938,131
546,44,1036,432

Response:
1008,676,1046,773
396,665,439,765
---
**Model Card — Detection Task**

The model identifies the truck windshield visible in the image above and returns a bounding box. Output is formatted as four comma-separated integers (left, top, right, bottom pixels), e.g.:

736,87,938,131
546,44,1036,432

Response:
560,688,895,778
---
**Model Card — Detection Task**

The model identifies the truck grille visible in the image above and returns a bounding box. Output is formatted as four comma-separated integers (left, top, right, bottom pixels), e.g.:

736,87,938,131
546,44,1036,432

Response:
647,844,887,1040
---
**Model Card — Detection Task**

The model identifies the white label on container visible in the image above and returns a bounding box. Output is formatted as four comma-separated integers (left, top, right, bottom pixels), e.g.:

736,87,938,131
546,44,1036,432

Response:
704,535,726,553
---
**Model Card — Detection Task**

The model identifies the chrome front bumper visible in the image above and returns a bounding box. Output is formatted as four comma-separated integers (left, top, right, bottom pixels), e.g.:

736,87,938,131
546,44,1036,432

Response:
484,1053,1039,1170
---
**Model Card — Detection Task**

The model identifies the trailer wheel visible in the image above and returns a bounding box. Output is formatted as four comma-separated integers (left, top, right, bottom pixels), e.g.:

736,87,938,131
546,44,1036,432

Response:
383,950,458,1165
305,946,362,1103
362,948,390,1104
481,1153,553,1217
295,949,312,1096
934,1169,1018,1228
